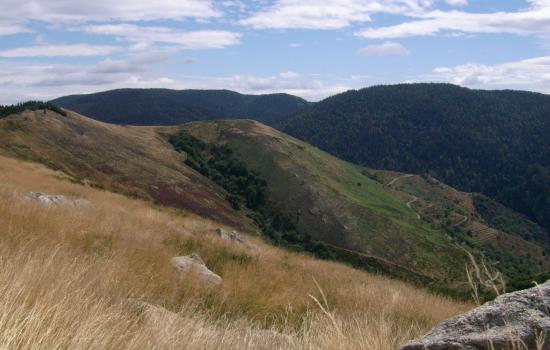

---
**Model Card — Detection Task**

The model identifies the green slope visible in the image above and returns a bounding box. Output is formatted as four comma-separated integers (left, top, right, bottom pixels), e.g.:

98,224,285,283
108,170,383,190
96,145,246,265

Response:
278,83,550,236
179,120,470,284
176,120,550,289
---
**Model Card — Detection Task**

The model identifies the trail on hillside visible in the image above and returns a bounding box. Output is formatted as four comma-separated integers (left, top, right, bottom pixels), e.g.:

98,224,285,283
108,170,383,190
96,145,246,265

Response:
387,174,414,186
453,214,468,227
406,196,421,219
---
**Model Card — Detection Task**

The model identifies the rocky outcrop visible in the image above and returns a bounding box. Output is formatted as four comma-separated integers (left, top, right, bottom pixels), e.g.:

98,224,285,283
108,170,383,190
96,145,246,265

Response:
216,228,246,243
26,192,89,207
401,281,550,350
171,253,222,288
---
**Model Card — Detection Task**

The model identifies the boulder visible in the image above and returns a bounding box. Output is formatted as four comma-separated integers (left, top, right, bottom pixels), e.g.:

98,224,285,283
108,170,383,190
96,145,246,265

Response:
171,253,222,288
216,228,246,243
401,281,550,350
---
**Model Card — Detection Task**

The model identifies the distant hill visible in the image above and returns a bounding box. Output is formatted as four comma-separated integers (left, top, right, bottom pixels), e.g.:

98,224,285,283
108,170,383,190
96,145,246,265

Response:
278,83,550,235
51,89,310,125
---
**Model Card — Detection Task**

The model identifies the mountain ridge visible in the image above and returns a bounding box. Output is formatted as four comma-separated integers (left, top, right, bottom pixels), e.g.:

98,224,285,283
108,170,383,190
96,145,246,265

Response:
51,88,310,126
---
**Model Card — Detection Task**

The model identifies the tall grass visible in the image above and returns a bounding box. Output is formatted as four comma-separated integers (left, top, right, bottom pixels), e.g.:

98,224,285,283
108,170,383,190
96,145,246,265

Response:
0,155,471,349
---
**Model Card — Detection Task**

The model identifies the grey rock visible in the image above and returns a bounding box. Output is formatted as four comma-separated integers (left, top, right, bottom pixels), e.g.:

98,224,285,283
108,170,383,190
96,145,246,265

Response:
216,228,246,243
401,281,550,350
26,192,89,207
171,254,222,288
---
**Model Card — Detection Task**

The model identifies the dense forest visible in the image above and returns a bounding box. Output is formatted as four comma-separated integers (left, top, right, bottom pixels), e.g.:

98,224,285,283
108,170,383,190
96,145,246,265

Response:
52,89,309,126
0,101,66,118
279,83,550,234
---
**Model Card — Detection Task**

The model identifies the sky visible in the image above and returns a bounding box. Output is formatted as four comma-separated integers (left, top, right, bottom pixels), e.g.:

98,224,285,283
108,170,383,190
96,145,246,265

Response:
1,0,550,103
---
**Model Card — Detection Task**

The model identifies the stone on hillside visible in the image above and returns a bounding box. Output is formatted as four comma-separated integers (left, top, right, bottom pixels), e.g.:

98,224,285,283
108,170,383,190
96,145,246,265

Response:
216,228,246,243
26,192,89,207
401,281,550,350
171,253,221,288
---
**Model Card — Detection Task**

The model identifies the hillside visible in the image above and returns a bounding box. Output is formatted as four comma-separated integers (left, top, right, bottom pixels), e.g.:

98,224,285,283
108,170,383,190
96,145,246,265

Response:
278,83,550,236
0,152,471,349
177,120,550,288
0,108,247,228
51,89,309,126
0,107,547,291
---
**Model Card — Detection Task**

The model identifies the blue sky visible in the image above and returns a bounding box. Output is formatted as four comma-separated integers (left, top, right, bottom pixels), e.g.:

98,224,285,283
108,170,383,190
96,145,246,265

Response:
0,0,549,103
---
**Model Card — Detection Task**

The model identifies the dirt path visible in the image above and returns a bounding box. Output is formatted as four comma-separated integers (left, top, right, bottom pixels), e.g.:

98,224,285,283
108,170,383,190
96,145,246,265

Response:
453,214,468,227
387,174,414,186
406,196,421,219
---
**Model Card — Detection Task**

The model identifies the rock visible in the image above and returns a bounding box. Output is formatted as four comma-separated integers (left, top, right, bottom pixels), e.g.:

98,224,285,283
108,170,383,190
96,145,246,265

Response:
26,192,89,207
216,228,246,243
171,253,222,288
401,281,550,350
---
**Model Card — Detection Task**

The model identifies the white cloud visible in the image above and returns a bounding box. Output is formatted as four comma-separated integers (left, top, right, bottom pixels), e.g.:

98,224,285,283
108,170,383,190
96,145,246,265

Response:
356,1,550,39
0,44,121,57
279,71,301,78
289,43,303,47
358,42,410,57
82,24,241,50
444,0,467,6
0,0,220,22
432,55,550,93
240,0,435,30
0,23,31,36
0,57,351,103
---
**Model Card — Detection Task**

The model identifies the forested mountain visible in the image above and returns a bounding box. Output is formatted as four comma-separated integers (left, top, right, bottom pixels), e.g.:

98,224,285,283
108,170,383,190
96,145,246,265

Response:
278,83,550,234
51,88,309,125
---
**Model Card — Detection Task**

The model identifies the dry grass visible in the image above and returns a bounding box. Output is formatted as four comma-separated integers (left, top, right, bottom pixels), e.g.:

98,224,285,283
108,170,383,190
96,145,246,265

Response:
0,155,471,349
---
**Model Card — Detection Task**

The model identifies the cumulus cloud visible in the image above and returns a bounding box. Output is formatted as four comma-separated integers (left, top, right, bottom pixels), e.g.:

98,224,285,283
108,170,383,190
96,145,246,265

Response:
82,24,241,50
356,1,550,39
358,42,409,57
240,0,435,30
0,58,350,103
432,55,550,92
0,23,31,36
0,44,121,57
444,0,467,6
0,0,220,22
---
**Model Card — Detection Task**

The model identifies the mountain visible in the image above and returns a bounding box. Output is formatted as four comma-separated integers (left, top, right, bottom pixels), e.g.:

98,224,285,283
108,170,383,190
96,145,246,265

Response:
1,105,548,291
51,88,310,126
178,119,550,289
278,83,550,236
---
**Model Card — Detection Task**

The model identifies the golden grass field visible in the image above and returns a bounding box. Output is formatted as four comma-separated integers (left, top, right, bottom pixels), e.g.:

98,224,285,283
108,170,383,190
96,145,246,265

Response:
0,154,471,349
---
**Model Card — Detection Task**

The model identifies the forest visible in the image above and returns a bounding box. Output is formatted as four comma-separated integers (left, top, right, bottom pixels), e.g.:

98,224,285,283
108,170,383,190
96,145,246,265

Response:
279,83,550,235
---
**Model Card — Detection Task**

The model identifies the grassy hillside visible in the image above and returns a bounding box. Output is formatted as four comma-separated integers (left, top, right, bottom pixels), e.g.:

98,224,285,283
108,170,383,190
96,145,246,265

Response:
1,107,546,292
0,108,246,228
178,120,550,288
278,83,550,235
51,88,310,126
0,153,471,349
